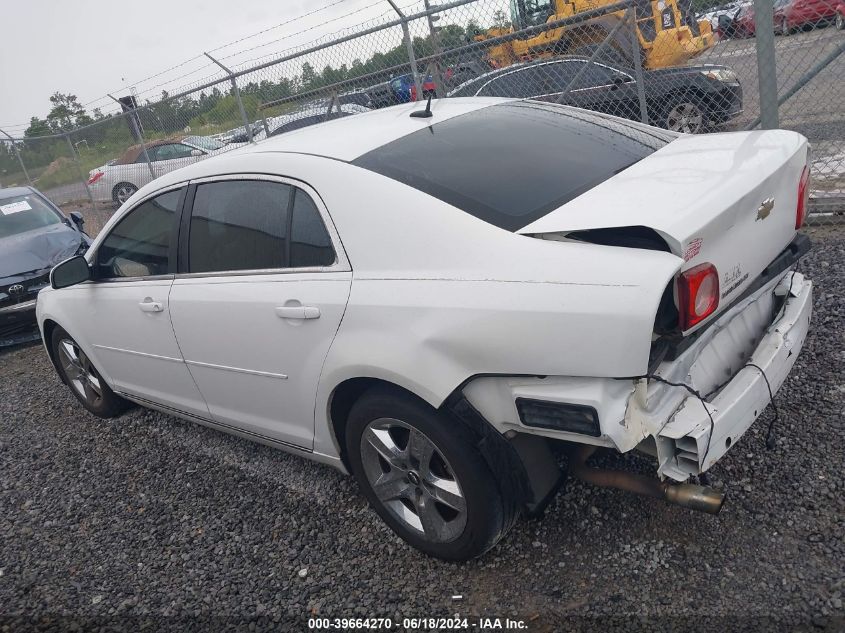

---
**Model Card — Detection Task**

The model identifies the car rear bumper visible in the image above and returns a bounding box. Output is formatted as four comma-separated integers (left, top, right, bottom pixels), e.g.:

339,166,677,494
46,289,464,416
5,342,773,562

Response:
653,271,812,480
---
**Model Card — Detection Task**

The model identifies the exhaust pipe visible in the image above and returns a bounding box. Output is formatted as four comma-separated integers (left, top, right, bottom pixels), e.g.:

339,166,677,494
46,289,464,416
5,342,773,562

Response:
569,445,725,515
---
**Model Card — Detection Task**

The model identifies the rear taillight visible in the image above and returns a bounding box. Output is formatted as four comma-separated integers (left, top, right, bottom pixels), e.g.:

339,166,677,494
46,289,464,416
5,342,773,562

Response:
795,164,810,229
87,171,104,185
677,263,719,330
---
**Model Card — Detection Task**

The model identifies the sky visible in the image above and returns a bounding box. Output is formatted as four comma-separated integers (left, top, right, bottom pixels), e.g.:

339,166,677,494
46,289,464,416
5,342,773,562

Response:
0,0,453,136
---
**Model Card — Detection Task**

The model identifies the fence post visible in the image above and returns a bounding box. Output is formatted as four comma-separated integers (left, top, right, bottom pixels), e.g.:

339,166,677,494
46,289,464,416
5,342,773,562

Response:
205,52,254,142
753,0,779,129
423,0,446,97
65,133,97,210
0,128,33,187
388,0,424,102
627,9,649,125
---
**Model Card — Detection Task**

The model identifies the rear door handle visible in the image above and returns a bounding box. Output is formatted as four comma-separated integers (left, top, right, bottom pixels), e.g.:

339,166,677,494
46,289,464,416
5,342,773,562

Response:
275,306,321,320
138,299,164,313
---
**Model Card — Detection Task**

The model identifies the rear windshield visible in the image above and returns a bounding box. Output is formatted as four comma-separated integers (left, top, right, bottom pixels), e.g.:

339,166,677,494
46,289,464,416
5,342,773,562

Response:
0,192,62,239
353,101,673,231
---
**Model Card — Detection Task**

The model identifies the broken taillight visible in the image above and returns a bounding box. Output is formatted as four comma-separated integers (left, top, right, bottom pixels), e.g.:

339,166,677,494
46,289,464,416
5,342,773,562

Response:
87,171,104,185
677,263,719,331
795,164,810,230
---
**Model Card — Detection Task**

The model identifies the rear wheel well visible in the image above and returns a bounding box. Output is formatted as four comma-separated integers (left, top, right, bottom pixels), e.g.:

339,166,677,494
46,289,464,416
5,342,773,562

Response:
329,378,428,469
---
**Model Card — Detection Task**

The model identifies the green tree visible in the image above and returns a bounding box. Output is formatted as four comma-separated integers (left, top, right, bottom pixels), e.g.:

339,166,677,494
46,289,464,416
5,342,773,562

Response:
46,92,87,131
24,117,52,138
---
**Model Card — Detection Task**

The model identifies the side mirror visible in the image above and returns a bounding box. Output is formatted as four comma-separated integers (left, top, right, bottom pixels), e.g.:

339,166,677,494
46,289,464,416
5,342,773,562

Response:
69,211,85,228
190,149,203,157
51,256,91,290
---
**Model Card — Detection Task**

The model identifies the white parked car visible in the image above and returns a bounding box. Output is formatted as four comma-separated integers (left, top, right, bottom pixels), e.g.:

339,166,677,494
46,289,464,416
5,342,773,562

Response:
86,135,241,205
253,103,371,142
39,99,813,560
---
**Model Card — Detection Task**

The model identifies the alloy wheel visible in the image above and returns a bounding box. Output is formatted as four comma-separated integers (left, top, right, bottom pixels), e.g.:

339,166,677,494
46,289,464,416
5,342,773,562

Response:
836,13,843,29
360,418,467,543
115,184,137,204
781,18,790,35
57,338,104,407
666,103,704,134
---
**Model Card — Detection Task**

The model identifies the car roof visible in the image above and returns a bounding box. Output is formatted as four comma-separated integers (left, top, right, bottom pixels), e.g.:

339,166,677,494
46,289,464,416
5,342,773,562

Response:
251,98,509,162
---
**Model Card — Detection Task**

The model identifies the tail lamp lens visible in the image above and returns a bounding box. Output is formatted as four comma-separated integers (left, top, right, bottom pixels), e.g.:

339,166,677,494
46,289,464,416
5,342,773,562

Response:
677,263,719,330
87,171,104,185
796,165,810,229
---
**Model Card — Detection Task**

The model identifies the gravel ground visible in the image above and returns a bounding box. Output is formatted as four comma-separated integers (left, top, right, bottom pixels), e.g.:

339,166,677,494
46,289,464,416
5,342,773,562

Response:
0,226,843,633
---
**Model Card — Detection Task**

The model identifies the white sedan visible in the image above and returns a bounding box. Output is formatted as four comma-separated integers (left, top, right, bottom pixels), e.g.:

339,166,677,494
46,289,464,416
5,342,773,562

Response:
39,99,813,560
86,135,240,205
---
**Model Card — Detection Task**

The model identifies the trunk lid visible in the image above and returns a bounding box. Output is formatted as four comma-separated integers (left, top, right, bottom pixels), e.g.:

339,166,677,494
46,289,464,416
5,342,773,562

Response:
517,130,809,332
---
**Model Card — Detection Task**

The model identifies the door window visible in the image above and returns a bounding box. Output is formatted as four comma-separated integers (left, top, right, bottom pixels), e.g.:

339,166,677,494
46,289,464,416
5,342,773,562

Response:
150,143,197,161
96,188,182,278
187,179,336,273
479,67,547,98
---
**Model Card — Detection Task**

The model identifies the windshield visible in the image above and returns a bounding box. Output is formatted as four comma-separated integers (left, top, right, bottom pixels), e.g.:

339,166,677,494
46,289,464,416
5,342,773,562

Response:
183,135,224,151
0,192,63,239
353,102,672,232
510,0,554,29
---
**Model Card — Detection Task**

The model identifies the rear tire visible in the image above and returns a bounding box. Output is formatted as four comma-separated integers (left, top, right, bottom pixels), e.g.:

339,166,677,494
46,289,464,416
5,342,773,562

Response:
112,182,138,205
662,99,706,134
51,326,131,418
346,386,516,561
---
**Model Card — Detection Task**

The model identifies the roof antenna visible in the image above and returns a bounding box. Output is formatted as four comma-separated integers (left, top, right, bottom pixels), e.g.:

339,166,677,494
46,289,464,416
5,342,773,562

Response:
410,93,433,118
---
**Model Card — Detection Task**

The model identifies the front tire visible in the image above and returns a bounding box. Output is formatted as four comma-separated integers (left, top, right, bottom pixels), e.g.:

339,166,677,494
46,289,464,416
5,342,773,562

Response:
51,327,131,418
346,387,515,561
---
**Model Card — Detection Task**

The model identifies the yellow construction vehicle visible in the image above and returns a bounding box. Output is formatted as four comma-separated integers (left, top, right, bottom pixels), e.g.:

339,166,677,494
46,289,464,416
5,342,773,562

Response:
474,0,715,70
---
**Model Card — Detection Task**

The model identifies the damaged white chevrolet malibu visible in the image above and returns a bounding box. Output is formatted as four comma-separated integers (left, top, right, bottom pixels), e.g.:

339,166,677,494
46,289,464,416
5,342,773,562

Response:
37,98,812,561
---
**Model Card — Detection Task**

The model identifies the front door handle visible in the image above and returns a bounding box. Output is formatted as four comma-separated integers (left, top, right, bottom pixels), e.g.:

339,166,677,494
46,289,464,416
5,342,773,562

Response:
275,306,321,320
139,298,164,313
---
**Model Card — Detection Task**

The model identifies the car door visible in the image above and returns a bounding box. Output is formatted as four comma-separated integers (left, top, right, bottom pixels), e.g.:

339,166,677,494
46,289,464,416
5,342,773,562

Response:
150,143,202,178
539,60,641,120
65,185,211,418
168,176,352,449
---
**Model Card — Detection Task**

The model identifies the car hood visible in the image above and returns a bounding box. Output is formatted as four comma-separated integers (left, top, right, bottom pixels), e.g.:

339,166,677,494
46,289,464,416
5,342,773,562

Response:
0,224,86,281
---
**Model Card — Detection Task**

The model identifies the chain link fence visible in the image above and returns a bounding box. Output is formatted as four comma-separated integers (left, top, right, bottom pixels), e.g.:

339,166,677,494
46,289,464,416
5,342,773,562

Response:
1,0,842,234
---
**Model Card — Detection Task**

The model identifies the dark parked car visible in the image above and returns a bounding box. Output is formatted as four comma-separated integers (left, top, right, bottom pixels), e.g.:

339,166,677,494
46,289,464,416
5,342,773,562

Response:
0,186,90,346
364,80,397,109
447,56,743,134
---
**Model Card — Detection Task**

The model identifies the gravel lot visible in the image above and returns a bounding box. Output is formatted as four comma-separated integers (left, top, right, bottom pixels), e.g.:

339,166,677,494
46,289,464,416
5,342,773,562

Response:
1,226,843,633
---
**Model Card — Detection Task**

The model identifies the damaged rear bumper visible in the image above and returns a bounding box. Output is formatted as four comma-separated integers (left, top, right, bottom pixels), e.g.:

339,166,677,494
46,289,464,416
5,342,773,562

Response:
640,271,813,481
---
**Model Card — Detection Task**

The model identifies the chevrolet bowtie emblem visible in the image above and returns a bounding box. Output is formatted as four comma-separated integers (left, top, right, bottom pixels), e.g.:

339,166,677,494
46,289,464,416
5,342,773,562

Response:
756,198,775,221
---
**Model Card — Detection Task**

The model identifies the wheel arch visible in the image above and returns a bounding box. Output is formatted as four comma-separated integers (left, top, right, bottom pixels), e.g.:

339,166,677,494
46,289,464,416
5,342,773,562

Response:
327,376,437,471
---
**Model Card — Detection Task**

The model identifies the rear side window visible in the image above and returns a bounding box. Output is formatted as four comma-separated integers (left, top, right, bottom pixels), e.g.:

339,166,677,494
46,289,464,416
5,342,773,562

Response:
187,180,335,273
97,188,182,278
353,101,672,232
290,189,335,267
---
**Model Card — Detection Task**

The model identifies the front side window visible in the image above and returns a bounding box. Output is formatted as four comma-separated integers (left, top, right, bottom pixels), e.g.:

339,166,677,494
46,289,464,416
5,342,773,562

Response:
151,143,196,162
187,180,335,273
0,191,63,239
96,188,182,278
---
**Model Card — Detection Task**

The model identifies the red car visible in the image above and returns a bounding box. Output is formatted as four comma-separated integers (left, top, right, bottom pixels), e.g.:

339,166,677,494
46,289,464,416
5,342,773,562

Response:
774,0,840,33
